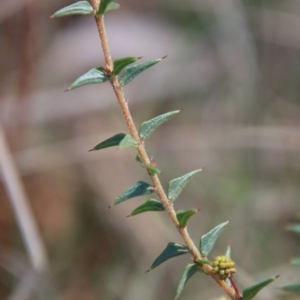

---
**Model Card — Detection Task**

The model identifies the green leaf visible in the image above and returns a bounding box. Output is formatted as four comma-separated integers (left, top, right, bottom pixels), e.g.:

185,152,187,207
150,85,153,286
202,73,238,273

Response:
243,276,279,300
225,245,231,258
291,257,300,266
98,0,119,15
168,169,202,201
135,154,143,164
200,221,229,256
282,283,300,295
119,57,166,86
50,1,94,18
129,199,164,216
89,133,125,151
67,67,108,90
176,209,199,228
175,264,199,299
139,110,180,140
118,134,138,149
146,164,161,176
287,223,300,234
149,243,189,271
89,134,137,151
112,181,154,206
113,57,140,76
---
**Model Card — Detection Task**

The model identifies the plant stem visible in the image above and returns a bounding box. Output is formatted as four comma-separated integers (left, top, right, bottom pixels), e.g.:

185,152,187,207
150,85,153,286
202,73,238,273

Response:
0,124,48,273
93,10,240,300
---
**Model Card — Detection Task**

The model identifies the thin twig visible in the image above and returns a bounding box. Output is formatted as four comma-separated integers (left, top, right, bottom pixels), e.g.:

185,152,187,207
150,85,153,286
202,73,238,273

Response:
92,5,239,299
0,123,48,273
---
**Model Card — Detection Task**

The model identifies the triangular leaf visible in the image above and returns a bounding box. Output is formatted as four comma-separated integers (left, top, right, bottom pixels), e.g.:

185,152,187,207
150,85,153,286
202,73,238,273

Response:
175,264,199,299
168,169,202,201
243,276,279,300
89,133,127,151
118,134,138,149
287,223,300,234
119,57,165,86
67,67,108,90
200,221,229,256
98,0,119,15
50,1,94,18
146,164,161,176
113,57,140,75
129,199,164,216
282,283,300,295
112,181,154,206
105,2,120,12
135,154,143,164
176,209,199,228
139,110,180,140
150,243,189,271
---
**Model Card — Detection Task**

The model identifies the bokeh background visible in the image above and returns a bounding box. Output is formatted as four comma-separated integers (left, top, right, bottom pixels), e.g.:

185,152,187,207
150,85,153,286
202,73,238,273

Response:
0,0,300,299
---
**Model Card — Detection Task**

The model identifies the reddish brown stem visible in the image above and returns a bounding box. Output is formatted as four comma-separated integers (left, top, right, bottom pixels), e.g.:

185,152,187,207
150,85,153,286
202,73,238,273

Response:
91,5,240,300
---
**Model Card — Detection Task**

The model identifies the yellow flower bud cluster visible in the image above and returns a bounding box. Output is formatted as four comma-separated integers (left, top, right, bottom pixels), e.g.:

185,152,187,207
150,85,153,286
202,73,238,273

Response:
212,256,236,280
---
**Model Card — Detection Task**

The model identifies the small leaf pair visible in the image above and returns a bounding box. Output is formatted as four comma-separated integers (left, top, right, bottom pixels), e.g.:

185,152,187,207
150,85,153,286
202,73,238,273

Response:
67,57,164,90
90,110,180,153
50,0,119,18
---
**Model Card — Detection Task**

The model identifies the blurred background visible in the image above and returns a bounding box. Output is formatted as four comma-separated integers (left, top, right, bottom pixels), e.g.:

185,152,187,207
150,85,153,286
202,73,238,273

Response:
0,0,300,299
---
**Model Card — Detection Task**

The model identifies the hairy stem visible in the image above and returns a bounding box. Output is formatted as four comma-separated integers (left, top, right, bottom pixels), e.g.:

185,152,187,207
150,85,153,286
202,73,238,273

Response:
93,9,240,300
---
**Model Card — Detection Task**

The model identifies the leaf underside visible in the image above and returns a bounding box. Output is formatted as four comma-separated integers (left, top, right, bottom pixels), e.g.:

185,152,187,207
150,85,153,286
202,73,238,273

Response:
130,198,164,216
68,67,108,90
139,110,180,140
176,209,198,228
118,134,138,149
113,181,154,206
168,169,202,201
150,243,189,270
51,1,94,18
175,264,199,299
200,221,229,256
242,276,279,300
98,0,119,15
119,58,164,86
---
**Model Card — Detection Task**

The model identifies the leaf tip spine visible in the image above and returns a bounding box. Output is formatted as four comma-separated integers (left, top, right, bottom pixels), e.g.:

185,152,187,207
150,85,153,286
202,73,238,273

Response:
162,55,168,60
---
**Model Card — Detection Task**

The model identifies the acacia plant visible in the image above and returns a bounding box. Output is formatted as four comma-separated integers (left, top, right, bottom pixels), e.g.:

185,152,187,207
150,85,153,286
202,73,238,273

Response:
51,1,278,299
